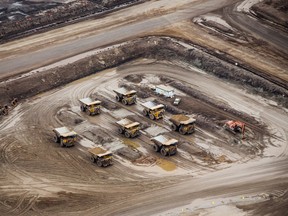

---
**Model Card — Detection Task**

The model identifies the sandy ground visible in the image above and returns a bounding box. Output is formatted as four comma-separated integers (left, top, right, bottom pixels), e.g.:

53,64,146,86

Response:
0,0,288,215
0,59,287,215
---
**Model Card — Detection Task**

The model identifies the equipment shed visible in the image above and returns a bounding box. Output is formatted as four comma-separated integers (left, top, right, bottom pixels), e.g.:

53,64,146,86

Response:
155,85,174,98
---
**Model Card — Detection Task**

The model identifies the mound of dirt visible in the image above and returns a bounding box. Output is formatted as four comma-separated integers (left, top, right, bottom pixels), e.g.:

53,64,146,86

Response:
116,147,141,161
82,126,113,144
252,0,288,28
0,0,144,41
123,74,143,83
56,108,84,126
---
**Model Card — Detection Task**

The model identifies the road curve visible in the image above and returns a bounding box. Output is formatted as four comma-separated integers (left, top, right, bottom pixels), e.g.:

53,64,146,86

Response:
0,0,240,79
223,3,288,55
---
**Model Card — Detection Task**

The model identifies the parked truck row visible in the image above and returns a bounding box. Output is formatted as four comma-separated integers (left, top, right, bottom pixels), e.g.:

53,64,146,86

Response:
3,86,243,169
50,87,197,168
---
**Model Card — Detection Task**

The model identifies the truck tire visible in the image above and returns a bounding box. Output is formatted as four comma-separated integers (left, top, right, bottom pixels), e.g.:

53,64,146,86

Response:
60,139,65,147
97,159,103,167
116,95,120,102
90,156,95,163
160,148,168,156
143,109,148,116
153,144,160,152
171,124,177,131
54,135,60,143
188,127,194,134
103,161,110,167
149,113,155,120
80,105,85,112
125,131,131,138
86,109,91,116
179,126,187,135
122,99,128,105
118,128,123,134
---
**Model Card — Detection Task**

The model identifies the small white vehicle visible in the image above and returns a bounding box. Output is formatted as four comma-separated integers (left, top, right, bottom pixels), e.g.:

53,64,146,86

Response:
173,98,181,106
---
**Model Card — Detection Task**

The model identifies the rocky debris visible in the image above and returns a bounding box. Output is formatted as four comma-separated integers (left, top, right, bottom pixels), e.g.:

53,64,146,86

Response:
82,126,113,144
56,108,85,126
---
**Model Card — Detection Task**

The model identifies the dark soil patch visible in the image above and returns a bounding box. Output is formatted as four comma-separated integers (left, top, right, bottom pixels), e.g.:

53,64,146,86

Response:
123,74,144,83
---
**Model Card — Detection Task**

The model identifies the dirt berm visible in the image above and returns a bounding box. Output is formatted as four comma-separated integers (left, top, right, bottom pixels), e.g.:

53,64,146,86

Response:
251,0,288,28
0,0,144,42
0,36,287,108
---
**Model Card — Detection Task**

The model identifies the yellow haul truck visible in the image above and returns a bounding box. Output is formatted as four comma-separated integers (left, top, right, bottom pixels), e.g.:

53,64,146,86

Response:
169,114,196,135
79,97,101,115
113,87,137,105
151,135,178,156
116,118,141,138
53,127,77,147
141,101,165,120
89,147,113,167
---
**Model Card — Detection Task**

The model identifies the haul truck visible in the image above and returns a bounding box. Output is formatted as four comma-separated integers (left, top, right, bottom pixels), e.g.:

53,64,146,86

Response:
169,114,196,135
151,135,178,156
53,127,77,147
79,97,101,115
113,88,137,105
141,101,165,120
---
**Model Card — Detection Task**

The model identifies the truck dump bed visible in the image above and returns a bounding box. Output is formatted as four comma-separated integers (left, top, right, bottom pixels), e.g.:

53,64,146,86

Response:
152,135,178,146
79,97,101,106
113,88,136,96
89,147,111,157
170,114,196,125
116,118,140,128
141,101,164,110
53,127,77,137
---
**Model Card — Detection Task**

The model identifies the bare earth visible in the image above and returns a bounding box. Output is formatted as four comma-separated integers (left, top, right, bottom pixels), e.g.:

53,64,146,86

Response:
0,0,287,215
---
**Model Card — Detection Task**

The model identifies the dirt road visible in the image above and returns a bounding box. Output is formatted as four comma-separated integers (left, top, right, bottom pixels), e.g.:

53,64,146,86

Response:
95,158,288,216
0,0,240,79
223,3,288,55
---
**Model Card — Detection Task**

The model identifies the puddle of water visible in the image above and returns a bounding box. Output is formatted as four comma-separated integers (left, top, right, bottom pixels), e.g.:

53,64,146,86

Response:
156,158,176,171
